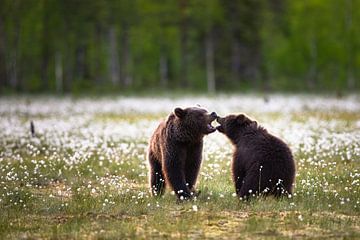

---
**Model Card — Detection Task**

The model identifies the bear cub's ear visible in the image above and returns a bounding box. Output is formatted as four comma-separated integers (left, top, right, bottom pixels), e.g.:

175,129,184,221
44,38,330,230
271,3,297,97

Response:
174,107,186,118
236,114,254,125
236,114,247,124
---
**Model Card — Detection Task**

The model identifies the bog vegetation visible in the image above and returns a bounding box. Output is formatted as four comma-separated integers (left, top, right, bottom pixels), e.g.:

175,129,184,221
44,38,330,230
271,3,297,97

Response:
0,95,359,239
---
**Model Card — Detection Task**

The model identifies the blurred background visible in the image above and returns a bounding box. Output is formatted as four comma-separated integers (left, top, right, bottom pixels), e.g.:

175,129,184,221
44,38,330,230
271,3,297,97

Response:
0,0,359,94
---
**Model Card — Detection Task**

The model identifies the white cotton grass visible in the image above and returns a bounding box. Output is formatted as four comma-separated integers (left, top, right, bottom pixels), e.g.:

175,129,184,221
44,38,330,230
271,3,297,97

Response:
0,94,359,211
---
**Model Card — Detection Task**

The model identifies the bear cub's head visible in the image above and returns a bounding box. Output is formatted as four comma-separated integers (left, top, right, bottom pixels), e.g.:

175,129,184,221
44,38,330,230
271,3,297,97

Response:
174,107,218,134
216,114,257,141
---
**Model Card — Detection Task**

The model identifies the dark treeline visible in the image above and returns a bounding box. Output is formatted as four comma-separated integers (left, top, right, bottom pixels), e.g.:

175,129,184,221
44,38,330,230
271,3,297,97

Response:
0,0,359,93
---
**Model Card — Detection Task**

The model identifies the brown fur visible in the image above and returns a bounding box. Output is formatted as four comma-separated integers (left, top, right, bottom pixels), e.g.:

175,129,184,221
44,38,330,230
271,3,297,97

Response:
217,114,296,199
148,107,217,200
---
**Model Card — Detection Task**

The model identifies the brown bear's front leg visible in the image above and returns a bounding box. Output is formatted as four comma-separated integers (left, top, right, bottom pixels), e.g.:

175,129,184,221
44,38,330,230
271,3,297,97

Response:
149,151,166,196
238,166,260,199
232,160,245,196
163,149,192,200
185,142,203,192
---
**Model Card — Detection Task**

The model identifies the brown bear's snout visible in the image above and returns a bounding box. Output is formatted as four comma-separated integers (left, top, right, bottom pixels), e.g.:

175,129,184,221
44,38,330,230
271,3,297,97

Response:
216,116,225,125
210,112,217,119
204,112,217,134
216,116,225,133
208,112,218,122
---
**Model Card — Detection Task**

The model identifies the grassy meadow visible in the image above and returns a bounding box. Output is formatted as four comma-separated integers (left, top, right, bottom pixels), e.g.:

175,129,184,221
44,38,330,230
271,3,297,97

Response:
0,94,359,239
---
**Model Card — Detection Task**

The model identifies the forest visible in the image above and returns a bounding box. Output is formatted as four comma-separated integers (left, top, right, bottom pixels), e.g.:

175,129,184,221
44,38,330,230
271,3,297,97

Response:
0,0,359,93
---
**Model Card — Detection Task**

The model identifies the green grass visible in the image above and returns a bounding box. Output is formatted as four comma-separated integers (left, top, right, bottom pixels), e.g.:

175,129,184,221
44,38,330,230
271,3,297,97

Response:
0,101,359,239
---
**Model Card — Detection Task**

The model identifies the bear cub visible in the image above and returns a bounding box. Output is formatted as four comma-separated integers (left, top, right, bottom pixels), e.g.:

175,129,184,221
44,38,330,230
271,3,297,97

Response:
217,114,295,199
148,107,217,200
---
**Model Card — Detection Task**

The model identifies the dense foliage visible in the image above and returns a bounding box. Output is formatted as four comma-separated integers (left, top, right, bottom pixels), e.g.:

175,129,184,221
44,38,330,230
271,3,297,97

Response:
0,0,359,93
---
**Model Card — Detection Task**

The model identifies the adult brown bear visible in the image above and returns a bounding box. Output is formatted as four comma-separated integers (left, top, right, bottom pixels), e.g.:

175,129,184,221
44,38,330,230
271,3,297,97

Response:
148,107,217,200
217,114,295,199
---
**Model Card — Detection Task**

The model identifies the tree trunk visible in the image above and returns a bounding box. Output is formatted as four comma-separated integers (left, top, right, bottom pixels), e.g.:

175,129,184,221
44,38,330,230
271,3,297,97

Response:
62,36,72,92
64,57,72,92
345,0,355,89
121,24,132,88
231,40,241,82
8,25,20,91
179,0,189,88
307,36,317,89
246,46,261,83
75,45,86,81
0,16,7,90
41,1,50,91
108,25,120,86
205,31,215,93
62,13,72,92
8,51,18,90
55,51,63,93
159,53,168,88
94,24,102,85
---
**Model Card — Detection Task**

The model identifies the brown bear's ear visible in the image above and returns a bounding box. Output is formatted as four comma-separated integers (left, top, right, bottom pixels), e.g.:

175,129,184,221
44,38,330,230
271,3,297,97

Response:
174,107,186,118
236,114,247,124
237,114,254,126
249,120,258,128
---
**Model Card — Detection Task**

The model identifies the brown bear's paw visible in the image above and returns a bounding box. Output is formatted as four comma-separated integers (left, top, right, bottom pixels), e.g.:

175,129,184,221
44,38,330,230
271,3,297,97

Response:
191,190,201,198
176,190,201,203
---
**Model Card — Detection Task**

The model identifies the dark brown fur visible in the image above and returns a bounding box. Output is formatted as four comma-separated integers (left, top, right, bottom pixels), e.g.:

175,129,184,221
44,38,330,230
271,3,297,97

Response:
217,114,295,199
148,107,217,200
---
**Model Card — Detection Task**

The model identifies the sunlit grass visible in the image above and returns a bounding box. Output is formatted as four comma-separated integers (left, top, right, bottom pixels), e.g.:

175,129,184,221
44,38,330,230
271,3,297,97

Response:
0,95,359,239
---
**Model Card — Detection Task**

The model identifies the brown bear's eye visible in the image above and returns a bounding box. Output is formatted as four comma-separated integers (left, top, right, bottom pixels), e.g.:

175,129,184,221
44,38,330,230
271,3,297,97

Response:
195,112,204,118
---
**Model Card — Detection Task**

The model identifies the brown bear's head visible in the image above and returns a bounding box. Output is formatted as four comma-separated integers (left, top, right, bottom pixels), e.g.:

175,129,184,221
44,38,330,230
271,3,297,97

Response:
174,107,218,135
216,114,257,141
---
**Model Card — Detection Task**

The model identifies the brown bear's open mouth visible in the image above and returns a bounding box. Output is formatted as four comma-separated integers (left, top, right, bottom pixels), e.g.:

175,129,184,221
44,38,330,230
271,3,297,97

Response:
207,123,216,133
205,112,218,133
